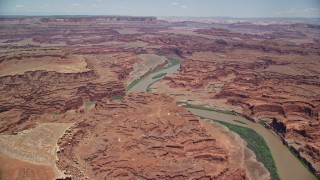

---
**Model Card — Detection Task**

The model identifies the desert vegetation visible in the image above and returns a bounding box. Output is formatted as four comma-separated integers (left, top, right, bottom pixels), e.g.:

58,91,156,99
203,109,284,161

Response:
152,73,167,79
209,118,280,180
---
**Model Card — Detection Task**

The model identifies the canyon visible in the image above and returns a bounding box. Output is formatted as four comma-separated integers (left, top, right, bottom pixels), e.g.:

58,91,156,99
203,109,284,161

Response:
0,16,319,179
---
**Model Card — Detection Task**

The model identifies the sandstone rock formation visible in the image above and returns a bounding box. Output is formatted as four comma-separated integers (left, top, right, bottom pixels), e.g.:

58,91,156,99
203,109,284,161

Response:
0,50,138,134
151,49,320,175
56,93,250,179
1,16,319,179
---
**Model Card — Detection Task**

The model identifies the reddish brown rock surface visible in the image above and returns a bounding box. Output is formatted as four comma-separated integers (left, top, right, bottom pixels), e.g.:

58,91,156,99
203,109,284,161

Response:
55,93,248,179
0,52,138,134
1,16,319,179
152,49,320,175
0,93,252,179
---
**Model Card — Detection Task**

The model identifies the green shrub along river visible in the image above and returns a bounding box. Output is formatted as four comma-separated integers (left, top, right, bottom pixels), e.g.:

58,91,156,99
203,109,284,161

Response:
204,117,281,180
181,103,237,116
152,73,167,79
126,57,180,91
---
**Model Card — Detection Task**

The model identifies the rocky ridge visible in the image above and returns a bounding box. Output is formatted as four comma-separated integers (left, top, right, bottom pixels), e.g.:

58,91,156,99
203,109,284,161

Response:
152,51,320,175
56,93,250,179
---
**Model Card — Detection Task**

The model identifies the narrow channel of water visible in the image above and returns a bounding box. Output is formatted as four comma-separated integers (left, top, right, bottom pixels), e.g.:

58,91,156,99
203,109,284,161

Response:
188,108,316,180
127,64,180,93
127,62,316,180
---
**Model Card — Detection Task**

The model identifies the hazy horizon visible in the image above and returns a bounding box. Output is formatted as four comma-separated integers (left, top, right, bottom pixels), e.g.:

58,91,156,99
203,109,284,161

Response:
1,14,320,19
0,0,320,18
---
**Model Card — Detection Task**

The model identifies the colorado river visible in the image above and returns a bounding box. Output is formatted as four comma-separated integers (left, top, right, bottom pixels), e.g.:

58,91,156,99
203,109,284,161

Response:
126,61,316,180
188,109,316,180
127,64,180,93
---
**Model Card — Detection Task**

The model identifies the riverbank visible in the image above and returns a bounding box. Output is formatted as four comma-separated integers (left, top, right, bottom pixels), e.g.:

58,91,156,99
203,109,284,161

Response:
237,111,320,179
179,102,237,116
127,57,180,93
126,55,317,180
182,103,320,179
188,107,317,180
126,57,180,91
201,117,280,180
